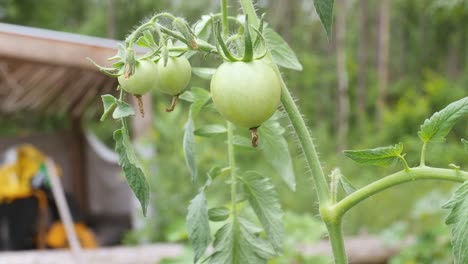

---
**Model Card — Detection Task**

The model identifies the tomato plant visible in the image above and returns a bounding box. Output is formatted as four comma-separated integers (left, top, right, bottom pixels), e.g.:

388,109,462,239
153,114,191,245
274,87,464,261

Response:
91,1,468,264
118,59,158,95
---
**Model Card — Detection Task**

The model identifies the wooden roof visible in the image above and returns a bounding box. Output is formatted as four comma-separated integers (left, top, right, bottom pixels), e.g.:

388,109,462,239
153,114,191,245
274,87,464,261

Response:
0,23,119,117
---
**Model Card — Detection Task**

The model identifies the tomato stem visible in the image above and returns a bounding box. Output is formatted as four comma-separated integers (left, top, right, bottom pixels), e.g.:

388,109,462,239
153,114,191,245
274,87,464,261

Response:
166,95,179,112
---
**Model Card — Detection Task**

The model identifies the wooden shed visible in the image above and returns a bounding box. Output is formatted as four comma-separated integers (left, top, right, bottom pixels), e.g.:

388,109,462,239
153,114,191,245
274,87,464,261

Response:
0,22,149,245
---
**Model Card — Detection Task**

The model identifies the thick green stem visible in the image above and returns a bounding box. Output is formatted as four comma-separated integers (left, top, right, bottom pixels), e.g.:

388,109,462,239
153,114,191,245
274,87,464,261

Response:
420,142,428,166
326,220,348,264
227,122,238,220
221,0,229,37
333,167,468,217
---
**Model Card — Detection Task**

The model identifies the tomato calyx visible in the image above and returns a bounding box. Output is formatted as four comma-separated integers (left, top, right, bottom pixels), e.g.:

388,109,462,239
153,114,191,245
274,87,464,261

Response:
213,15,268,63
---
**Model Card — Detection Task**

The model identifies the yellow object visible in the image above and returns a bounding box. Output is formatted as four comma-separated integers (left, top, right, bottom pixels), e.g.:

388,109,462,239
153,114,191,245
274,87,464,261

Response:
0,145,45,200
46,221,98,249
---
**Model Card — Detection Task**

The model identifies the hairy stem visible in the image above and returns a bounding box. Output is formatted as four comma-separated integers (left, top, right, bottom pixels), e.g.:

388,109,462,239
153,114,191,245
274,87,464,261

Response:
326,220,347,264
333,167,468,217
221,0,229,37
227,122,237,220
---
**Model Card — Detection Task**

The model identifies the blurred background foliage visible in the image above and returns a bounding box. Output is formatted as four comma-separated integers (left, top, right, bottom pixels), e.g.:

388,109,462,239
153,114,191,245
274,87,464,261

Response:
1,0,467,262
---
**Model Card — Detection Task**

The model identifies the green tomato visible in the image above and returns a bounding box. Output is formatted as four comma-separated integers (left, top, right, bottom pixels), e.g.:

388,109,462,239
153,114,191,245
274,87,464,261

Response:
210,59,281,128
154,56,192,96
118,60,158,95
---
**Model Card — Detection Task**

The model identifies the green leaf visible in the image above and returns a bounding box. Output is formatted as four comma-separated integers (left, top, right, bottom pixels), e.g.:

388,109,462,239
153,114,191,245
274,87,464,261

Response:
136,30,157,50
183,111,197,181
344,143,404,167
232,135,253,148
463,139,468,152
187,191,211,263
264,28,302,71
100,95,117,121
418,97,468,143
193,15,212,40
443,181,468,263
179,87,211,117
313,0,335,39
208,218,276,264
192,67,216,80
340,174,357,195
114,128,150,216
87,58,122,77
242,171,284,252
208,207,230,222
259,120,296,191
112,101,135,119
195,124,227,137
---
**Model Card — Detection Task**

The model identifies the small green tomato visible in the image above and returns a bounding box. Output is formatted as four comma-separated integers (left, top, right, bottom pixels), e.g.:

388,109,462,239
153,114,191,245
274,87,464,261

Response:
118,60,158,95
154,56,192,96
210,59,281,128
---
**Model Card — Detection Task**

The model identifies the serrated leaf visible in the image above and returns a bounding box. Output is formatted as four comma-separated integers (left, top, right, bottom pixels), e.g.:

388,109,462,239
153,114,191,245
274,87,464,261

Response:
187,191,211,263
264,28,302,71
183,111,197,181
418,97,468,143
180,87,211,117
242,171,284,252
208,218,275,264
192,67,216,80
208,207,230,222
463,139,468,152
313,0,335,39
112,101,135,119
259,120,296,191
443,181,468,263
340,174,357,195
195,125,227,137
114,128,150,216
344,143,404,167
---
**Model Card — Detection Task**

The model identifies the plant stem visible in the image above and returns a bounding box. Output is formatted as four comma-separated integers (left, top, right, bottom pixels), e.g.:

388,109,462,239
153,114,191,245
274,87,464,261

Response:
221,0,229,37
333,167,468,217
420,142,427,166
326,220,347,264
227,122,237,220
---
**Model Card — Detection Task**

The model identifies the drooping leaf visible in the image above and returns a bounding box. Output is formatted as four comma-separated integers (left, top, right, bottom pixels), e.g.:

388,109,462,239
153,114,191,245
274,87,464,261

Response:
183,111,197,181
208,218,276,264
264,28,302,71
208,207,231,222
259,120,296,191
340,174,357,195
418,97,468,143
313,0,335,39
100,94,117,121
87,58,122,77
112,101,135,119
343,143,404,167
195,124,227,137
242,171,284,252
463,139,468,152
192,67,216,80
114,128,150,216
443,181,468,263
179,87,211,117
187,191,211,263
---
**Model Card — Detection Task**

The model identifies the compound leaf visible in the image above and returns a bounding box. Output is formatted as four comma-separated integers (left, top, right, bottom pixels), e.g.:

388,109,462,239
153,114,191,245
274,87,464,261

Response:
344,143,404,167
418,97,468,143
187,191,211,263
242,171,284,252
112,101,135,119
180,87,211,117
259,120,296,191
443,181,468,264
114,128,150,216
208,218,275,264
183,111,197,181
313,0,335,39
264,28,302,71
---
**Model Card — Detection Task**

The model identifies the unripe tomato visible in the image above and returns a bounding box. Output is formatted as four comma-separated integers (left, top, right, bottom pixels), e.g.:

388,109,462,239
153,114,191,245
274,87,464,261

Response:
154,56,192,96
118,60,158,95
210,60,281,128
